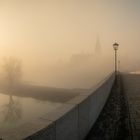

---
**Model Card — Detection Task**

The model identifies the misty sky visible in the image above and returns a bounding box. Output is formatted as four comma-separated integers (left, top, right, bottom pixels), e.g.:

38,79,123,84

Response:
0,0,140,87
0,0,140,61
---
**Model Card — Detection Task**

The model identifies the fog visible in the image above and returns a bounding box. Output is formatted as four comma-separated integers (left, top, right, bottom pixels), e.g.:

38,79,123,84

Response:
0,0,140,89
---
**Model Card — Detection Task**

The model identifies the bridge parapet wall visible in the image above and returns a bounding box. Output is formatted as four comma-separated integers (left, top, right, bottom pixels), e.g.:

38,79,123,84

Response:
7,73,115,140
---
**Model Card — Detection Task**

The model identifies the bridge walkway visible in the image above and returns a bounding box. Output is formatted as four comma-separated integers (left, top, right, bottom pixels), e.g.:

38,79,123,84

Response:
122,73,140,140
85,74,132,140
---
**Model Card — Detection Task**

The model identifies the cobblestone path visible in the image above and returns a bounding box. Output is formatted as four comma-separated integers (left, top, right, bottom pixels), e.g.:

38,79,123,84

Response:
85,75,130,140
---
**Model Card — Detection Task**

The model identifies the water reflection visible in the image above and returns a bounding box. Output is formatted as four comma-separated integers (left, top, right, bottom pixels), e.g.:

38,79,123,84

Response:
3,94,22,124
0,92,62,131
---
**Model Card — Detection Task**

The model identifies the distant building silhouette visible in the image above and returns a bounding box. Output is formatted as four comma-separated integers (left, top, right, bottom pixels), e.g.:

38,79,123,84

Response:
70,52,93,64
70,36,102,64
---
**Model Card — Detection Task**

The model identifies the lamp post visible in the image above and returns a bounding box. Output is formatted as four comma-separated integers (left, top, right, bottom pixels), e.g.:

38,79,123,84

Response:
113,42,119,77
118,60,120,71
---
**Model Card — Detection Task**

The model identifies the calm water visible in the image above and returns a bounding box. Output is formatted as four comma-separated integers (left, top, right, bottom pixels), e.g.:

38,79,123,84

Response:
0,93,62,131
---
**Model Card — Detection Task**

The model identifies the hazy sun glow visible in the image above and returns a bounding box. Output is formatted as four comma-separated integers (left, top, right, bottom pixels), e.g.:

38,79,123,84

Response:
0,0,140,88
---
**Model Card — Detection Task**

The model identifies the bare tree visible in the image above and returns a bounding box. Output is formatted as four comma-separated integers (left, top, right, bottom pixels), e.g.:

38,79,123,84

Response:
3,57,22,90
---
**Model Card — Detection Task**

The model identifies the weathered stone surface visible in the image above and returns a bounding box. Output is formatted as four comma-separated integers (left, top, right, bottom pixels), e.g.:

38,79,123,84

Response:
55,106,79,140
78,97,91,140
85,75,129,140
122,74,140,138
41,104,76,121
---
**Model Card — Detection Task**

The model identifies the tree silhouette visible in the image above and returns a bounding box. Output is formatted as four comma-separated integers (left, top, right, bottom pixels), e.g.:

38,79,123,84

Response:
3,57,22,90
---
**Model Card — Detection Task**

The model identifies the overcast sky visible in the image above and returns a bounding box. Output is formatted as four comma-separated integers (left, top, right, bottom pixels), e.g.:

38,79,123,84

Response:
0,0,140,63
0,0,140,87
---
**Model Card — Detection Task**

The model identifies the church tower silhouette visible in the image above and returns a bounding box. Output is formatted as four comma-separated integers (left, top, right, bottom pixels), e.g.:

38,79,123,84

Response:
94,36,101,54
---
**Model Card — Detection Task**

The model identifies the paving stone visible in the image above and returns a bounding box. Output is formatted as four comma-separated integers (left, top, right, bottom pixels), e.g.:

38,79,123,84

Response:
122,73,140,138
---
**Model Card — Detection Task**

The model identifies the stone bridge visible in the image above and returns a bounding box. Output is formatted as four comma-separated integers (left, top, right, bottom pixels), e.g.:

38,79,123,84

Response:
3,72,140,140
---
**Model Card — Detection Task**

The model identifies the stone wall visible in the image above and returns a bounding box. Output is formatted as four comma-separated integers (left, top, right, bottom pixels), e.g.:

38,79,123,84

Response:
5,73,114,140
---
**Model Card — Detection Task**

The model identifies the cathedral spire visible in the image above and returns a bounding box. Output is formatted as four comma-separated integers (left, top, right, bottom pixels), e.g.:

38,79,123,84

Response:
95,36,101,54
